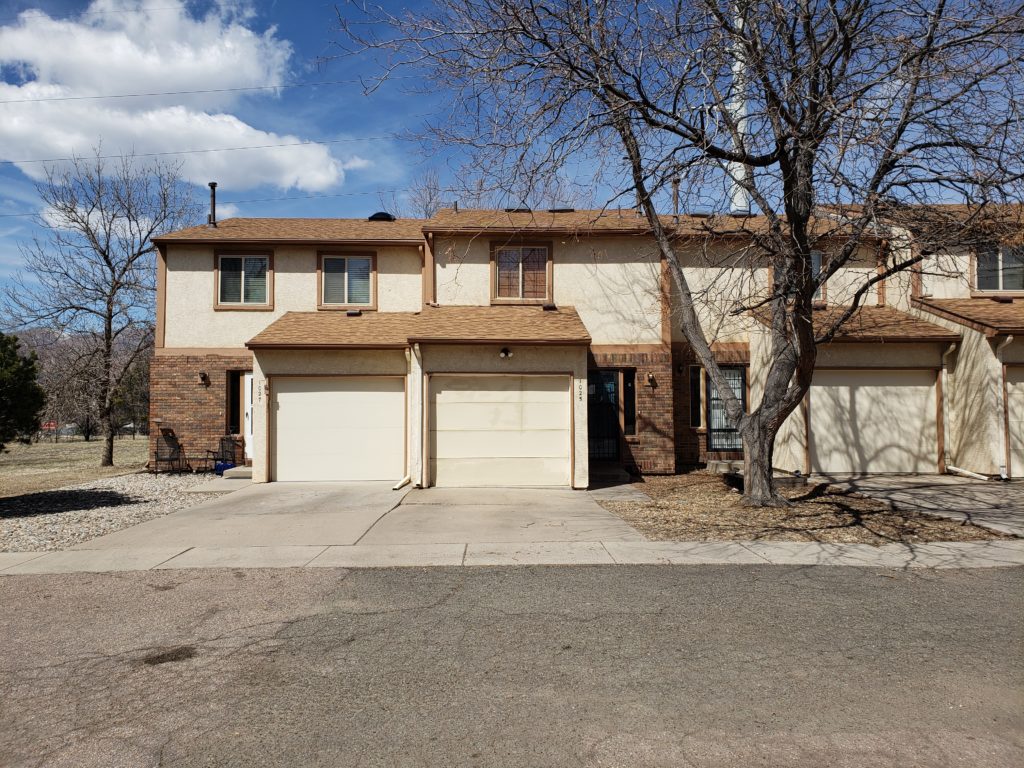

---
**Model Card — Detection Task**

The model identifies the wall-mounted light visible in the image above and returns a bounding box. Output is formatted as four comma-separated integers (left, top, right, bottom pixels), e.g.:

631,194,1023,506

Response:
498,347,514,360
646,372,656,387
197,371,210,386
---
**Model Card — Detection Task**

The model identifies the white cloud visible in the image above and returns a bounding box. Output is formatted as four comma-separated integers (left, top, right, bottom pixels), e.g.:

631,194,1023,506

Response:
0,0,351,192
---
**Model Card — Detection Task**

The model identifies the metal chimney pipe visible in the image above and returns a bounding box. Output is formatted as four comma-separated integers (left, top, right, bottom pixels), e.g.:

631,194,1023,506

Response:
672,178,680,224
207,182,218,227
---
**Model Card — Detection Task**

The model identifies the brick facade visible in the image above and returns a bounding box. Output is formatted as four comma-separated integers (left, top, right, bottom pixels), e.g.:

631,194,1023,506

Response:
148,353,253,468
588,347,675,474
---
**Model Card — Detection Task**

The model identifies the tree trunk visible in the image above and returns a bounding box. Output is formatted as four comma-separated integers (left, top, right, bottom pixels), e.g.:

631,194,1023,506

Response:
100,415,115,466
740,419,786,506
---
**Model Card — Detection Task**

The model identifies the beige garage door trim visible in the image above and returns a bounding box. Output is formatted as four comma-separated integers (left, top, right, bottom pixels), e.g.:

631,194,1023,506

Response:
270,375,406,482
1006,366,1024,479
809,368,940,474
427,373,573,487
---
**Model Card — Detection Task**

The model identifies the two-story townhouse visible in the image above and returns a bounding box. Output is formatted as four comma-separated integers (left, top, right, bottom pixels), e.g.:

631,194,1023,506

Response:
899,205,1024,478
151,204,967,487
152,207,675,489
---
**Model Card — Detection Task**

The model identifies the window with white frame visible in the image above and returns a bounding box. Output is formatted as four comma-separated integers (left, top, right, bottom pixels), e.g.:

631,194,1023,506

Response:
321,255,373,305
219,255,269,305
977,244,1024,291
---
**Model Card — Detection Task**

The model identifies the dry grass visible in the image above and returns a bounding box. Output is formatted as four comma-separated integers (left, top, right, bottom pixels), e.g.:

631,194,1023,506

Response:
0,439,149,499
600,472,1012,545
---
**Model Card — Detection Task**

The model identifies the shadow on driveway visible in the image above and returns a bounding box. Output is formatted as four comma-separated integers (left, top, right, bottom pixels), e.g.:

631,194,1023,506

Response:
820,474,1024,537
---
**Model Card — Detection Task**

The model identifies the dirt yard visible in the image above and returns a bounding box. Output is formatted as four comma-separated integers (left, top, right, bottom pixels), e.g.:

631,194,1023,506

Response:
598,472,1013,545
0,439,149,499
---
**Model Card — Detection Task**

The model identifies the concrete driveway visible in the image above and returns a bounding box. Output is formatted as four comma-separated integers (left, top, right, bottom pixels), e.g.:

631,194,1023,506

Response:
359,487,645,545
821,474,1024,537
76,482,408,549
77,483,644,552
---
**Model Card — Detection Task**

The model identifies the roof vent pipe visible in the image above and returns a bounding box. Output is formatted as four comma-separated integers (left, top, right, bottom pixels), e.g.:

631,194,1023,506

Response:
207,182,218,227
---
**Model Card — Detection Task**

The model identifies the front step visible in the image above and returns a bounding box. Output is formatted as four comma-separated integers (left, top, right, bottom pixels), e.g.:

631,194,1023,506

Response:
222,466,253,480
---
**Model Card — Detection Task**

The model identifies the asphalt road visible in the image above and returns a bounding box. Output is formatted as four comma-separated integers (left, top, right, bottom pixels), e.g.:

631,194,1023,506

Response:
1,565,1021,768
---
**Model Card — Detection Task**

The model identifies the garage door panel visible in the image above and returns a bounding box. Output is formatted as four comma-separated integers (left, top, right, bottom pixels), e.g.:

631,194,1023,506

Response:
522,402,570,429
432,402,524,429
434,429,569,459
810,369,937,474
430,375,570,486
273,377,405,482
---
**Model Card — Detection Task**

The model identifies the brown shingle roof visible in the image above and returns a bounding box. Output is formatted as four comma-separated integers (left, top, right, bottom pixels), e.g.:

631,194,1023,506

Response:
753,305,959,343
409,305,591,344
423,208,873,239
246,305,591,349
915,297,1024,336
155,217,425,244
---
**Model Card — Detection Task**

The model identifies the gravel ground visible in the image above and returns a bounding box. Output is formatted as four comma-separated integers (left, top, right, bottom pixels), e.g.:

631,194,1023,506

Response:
0,473,220,552
599,472,1014,545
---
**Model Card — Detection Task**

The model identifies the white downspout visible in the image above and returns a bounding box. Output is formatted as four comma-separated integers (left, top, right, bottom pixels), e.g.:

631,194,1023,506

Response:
392,346,413,490
995,335,1013,480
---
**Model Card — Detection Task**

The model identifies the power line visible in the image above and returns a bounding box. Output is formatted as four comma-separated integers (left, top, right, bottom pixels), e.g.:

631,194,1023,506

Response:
0,186,453,218
0,77,407,105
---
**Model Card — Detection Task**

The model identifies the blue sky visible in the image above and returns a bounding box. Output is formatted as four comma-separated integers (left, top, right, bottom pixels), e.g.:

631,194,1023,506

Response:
0,0,451,279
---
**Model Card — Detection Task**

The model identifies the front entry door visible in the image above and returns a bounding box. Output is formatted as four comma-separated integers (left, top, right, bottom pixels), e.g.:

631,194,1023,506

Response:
588,370,620,461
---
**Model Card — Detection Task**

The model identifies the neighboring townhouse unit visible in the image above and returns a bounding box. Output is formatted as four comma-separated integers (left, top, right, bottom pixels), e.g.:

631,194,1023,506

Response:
901,207,1024,478
150,204,984,487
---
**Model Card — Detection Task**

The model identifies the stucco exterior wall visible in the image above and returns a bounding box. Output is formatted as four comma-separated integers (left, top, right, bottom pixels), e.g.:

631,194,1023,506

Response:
906,307,1002,475
748,326,805,473
668,242,767,345
163,244,422,348
420,344,589,488
433,235,663,345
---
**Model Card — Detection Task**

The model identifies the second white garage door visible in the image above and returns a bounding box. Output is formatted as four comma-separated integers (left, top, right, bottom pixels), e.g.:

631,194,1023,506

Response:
272,377,405,481
1007,367,1024,478
430,375,571,486
809,369,938,474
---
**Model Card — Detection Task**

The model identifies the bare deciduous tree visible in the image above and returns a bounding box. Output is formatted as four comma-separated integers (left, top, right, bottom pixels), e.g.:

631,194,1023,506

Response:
340,0,1024,504
3,152,199,466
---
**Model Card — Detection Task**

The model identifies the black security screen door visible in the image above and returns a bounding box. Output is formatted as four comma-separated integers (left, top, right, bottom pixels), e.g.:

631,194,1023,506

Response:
588,370,620,461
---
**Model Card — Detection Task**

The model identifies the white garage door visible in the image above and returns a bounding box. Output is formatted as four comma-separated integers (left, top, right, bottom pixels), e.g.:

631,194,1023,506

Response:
1007,367,1024,478
272,377,404,481
810,369,938,474
430,375,570,487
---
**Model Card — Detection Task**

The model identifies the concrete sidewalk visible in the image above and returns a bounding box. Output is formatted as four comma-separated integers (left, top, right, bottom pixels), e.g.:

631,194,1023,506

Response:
2,538,1023,574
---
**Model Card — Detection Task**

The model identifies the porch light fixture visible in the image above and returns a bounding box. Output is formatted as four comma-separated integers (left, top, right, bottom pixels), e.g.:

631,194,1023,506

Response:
197,371,210,386
645,371,656,387
499,347,514,359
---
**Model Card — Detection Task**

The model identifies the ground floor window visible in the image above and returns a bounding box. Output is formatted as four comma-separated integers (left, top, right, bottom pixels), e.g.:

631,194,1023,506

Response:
706,367,745,451
587,368,637,461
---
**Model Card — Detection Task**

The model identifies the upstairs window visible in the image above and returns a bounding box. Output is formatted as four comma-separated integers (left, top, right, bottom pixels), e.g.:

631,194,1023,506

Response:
219,255,269,305
493,244,550,302
977,244,1024,292
320,254,374,307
